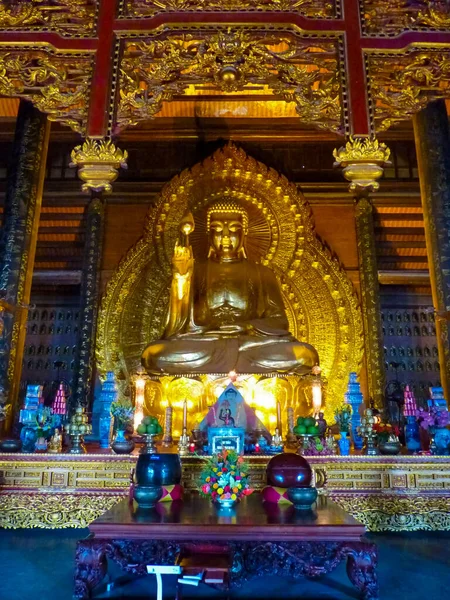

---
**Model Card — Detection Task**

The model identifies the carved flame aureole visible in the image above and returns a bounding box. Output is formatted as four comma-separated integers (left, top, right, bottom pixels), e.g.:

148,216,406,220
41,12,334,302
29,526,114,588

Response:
96,144,363,422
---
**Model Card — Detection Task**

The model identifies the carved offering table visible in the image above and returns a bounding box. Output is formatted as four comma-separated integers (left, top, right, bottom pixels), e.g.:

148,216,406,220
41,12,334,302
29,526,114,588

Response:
74,494,378,599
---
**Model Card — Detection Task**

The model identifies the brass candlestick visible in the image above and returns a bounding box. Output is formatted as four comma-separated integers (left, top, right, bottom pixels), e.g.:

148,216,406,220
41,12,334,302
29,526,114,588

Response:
66,406,92,454
270,427,283,453
162,406,173,447
178,427,190,456
358,409,379,455
140,433,158,454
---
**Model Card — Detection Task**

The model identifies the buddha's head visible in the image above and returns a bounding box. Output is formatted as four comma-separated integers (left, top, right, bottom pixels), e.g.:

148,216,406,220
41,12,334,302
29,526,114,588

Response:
206,200,248,261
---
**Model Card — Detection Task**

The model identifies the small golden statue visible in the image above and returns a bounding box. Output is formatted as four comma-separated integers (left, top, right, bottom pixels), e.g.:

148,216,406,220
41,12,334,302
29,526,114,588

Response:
48,428,62,454
142,201,319,375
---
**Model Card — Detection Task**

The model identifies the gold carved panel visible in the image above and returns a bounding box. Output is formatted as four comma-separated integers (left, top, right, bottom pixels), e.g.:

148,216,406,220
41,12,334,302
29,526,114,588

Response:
331,494,450,532
366,47,450,132
361,1,450,35
97,144,363,419
121,0,339,18
0,1,97,36
116,26,345,134
0,493,124,529
0,45,94,133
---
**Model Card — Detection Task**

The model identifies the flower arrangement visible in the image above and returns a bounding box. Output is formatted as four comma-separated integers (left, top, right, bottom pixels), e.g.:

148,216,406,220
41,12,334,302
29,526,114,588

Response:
111,397,134,430
334,404,352,433
416,407,450,431
199,449,253,503
373,422,400,442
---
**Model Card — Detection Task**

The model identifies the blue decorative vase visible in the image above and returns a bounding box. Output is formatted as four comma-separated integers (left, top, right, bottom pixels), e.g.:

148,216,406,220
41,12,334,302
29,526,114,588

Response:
344,372,363,450
338,431,350,456
99,371,117,449
20,426,38,453
432,427,450,455
215,498,238,510
404,416,421,453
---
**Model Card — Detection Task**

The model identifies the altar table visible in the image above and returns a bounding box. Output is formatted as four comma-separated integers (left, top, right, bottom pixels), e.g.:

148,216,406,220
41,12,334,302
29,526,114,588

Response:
74,493,378,599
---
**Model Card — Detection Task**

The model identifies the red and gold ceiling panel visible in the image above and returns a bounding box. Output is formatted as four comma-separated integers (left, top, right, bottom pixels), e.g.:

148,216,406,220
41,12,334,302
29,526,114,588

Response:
0,0,97,36
120,0,339,18
0,0,450,137
114,26,345,134
361,0,450,36
0,45,94,132
366,47,450,132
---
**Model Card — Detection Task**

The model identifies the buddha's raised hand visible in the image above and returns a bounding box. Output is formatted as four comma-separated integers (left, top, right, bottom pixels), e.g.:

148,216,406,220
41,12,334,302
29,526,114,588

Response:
172,242,193,277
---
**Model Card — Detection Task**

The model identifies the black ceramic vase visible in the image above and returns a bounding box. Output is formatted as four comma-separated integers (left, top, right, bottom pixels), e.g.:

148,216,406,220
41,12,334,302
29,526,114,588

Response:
287,486,318,510
133,485,163,509
135,452,182,487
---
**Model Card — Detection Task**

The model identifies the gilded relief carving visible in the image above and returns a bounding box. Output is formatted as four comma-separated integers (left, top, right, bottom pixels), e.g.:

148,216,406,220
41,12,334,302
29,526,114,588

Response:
0,1,96,36
331,495,450,532
0,493,124,529
122,0,337,18
367,49,450,131
117,27,344,134
362,0,450,35
0,47,93,132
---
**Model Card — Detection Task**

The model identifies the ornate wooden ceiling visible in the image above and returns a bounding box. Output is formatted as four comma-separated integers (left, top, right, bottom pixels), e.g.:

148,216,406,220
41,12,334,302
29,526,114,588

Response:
0,0,450,138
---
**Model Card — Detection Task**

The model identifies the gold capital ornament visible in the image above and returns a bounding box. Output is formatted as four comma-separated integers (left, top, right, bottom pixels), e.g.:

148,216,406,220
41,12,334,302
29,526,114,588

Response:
70,139,128,194
333,136,391,195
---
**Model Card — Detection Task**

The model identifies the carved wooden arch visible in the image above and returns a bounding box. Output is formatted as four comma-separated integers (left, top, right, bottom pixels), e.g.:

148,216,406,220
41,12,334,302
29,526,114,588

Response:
97,143,363,416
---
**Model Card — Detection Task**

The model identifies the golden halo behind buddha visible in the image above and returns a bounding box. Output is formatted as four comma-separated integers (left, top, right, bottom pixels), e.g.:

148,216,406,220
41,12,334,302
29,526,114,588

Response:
97,143,363,419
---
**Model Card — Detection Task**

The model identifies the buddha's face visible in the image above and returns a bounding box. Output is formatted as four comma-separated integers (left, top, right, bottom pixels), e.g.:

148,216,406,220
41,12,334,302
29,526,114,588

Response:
209,212,245,260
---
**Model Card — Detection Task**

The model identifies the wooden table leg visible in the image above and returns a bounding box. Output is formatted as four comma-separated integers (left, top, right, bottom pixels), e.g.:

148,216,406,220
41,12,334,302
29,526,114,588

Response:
345,542,378,600
73,537,107,600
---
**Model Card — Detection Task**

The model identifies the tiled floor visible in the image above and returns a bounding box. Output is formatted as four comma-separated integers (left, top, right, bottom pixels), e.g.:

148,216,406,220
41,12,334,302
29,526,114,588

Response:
1,528,449,599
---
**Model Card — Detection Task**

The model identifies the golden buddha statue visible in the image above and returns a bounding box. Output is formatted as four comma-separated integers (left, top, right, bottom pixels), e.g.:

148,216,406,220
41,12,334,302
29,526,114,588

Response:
142,201,319,376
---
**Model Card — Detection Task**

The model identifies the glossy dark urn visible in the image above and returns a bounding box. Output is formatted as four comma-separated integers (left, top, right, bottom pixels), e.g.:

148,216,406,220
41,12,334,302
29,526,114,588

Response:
111,438,135,454
133,485,163,509
287,486,318,510
135,452,182,486
0,438,22,453
378,440,401,456
266,452,312,488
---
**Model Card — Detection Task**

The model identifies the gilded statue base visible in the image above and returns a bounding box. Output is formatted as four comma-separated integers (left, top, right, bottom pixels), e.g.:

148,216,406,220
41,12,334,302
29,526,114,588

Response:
1,450,450,531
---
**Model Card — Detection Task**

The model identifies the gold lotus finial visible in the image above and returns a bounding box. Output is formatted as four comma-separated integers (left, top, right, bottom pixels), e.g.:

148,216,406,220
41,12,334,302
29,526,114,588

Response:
333,136,391,194
333,136,391,165
70,139,128,194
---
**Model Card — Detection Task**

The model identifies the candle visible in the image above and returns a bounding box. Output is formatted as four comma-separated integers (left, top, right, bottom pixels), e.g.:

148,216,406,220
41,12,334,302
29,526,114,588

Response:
134,375,146,432
312,380,322,416
276,400,282,432
182,399,187,429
